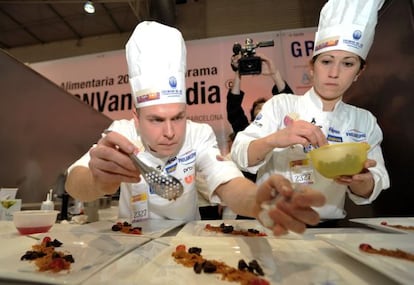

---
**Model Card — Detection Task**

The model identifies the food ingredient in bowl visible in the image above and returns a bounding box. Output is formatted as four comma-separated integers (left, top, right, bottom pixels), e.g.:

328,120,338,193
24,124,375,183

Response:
13,210,59,235
308,142,369,179
315,154,363,178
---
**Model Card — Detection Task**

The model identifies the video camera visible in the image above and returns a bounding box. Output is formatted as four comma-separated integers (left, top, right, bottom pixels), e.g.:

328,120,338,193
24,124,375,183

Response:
232,38,274,75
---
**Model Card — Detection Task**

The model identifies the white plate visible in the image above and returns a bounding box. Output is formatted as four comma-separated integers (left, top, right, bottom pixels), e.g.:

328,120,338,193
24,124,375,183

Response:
176,219,272,237
122,236,279,284
350,217,414,234
316,233,414,285
0,220,18,234
0,231,150,285
65,219,185,238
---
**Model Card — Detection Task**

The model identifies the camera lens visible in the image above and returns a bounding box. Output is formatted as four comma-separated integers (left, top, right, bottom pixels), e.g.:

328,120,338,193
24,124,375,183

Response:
232,43,242,55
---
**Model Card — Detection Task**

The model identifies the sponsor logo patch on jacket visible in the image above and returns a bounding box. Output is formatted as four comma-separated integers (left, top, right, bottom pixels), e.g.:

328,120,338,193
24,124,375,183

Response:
328,127,340,134
252,113,264,127
164,162,177,174
166,156,177,165
178,150,196,165
327,134,343,143
346,129,366,142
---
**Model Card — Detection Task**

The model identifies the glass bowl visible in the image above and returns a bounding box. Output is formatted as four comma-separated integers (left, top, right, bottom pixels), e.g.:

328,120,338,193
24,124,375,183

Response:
13,210,59,235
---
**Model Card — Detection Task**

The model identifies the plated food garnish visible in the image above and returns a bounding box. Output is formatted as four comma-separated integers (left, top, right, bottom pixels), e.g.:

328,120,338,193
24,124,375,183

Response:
20,236,75,272
111,221,142,235
172,244,269,285
380,221,414,231
204,223,267,237
359,243,414,262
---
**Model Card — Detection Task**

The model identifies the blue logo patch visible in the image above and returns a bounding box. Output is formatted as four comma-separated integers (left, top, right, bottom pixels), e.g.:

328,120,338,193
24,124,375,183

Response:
346,129,366,142
343,30,363,50
169,76,177,88
327,134,343,143
178,151,196,165
166,156,177,165
353,30,362,40
352,30,362,41
165,162,177,174
328,127,340,135
303,144,315,153
254,113,263,121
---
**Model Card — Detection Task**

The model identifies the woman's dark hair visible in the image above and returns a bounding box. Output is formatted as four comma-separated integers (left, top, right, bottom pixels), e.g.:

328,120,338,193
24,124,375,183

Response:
311,54,366,71
250,97,267,121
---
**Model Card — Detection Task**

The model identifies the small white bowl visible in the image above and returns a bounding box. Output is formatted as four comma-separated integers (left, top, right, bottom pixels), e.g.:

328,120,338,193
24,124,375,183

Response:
13,210,59,235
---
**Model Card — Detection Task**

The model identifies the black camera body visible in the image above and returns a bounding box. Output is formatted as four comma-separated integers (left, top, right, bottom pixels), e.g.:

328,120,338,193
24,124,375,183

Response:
232,38,274,75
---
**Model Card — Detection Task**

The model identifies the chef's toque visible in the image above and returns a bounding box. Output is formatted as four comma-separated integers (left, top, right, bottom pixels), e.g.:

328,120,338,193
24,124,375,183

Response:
313,0,384,60
126,21,187,108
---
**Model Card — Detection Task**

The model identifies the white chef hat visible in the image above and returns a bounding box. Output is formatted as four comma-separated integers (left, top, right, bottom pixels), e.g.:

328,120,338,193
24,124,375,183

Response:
313,0,384,60
126,21,187,108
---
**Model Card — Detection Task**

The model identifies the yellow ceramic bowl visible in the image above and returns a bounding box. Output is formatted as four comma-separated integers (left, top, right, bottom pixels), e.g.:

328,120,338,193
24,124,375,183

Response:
308,142,370,179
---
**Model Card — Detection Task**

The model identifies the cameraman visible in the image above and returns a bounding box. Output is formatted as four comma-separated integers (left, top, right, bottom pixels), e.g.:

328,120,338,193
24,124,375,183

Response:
227,53,293,220
227,53,293,136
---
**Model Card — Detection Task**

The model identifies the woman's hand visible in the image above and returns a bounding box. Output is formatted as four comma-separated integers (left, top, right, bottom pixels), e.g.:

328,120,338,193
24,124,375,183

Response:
334,159,376,198
272,118,328,149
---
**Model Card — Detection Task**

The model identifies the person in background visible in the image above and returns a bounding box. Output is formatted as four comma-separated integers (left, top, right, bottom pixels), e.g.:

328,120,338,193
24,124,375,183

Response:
196,171,223,220
65,21,326,236
227,53,293,136
225,54,293,220
196,132,236,220
225,55,294,221
231,0,389,222
227,53,293,186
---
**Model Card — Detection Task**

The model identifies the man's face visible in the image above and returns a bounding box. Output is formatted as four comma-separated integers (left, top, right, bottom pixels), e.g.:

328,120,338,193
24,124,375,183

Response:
134,103,187,158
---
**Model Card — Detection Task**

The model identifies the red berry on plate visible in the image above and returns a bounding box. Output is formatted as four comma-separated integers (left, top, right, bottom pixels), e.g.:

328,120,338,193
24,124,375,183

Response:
42,236,52,245
175,244,186,252
49,258,65,271
359,243,373,251
131,228,141,235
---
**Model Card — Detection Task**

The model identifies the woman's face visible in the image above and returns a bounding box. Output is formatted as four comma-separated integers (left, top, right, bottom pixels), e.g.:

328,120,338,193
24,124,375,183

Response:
133,103,187,158
311,50,363,108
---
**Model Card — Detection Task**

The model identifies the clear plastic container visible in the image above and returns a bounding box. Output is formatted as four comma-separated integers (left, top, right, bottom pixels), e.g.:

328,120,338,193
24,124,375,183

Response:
308,142,370,178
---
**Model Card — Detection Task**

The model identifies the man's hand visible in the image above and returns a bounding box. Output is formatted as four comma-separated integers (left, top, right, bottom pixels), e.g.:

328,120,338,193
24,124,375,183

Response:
89,130,140,192
256,175,326,236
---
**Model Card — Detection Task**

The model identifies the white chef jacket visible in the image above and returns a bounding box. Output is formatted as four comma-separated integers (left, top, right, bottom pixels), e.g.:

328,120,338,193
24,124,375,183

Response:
231,88,390,219
68,119,243,222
